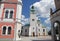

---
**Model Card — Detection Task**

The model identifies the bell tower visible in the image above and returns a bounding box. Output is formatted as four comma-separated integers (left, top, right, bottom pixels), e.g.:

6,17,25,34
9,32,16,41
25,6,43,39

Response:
54,0,60,9
29,5,37,36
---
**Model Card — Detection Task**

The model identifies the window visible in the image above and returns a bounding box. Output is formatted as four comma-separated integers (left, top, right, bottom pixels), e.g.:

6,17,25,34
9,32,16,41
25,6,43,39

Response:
33,27,34,29
32,19,34,21
5,10,9,18
4,9,14,19
38,24,40,26
43,29,45,32
39,29,40,31
9,11,13,18
2,26,6,35
25,29,27,32
8,27,11,34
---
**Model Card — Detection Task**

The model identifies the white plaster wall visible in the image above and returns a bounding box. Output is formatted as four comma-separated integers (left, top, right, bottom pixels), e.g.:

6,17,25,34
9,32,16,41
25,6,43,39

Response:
15,0,22,40
16,23,21,40
0,4,4,21
16,4,22,22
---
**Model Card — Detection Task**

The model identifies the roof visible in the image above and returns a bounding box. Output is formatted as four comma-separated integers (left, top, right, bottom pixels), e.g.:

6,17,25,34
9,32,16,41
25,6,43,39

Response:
52,9,60,14
24,24,30,27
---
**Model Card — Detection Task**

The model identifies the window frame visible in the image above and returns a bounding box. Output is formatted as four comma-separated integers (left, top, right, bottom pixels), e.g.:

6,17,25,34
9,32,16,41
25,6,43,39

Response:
2,25,12,35
4,9,14,19
8,26,11,35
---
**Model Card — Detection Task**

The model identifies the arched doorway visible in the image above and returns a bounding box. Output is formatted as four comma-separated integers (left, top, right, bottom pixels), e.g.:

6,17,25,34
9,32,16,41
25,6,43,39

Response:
53,21,60,40
32,32,35,37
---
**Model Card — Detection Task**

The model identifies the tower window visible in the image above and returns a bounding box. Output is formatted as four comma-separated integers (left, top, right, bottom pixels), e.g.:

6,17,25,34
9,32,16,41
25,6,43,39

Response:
32,19,35,21
2,26,6,35
5,10,9,18
9,10,13,18
43,29,45,32
8,27,11,34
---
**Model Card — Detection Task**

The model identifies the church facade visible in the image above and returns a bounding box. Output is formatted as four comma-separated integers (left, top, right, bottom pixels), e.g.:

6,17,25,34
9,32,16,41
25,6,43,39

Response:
21,6,48,37
0,0,22,41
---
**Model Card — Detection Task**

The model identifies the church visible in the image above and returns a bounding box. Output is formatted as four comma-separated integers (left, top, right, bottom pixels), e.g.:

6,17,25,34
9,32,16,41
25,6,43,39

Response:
0,0,22,41
21,6,48,37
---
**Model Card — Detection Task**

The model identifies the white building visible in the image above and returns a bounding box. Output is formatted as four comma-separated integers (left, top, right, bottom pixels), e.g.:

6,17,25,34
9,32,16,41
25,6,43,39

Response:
21,6,48,37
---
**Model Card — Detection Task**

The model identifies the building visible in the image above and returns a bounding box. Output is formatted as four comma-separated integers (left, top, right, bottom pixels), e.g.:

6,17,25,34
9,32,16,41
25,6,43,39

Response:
50,0,60,41
21,24,30,36
0,0,22,41
21,6,48,37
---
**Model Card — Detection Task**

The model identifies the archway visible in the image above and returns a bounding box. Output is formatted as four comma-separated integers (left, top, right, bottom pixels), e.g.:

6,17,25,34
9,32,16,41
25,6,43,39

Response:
53,21,60,40
32,32,35,37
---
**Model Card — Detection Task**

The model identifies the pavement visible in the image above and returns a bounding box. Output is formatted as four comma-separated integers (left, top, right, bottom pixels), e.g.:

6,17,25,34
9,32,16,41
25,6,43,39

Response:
20,36,52,41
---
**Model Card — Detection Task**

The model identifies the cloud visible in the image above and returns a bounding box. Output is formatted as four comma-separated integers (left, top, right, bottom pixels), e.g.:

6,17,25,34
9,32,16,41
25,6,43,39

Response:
31,0,56,30
21,15,29,25
33,0,55,18
45,18,50,24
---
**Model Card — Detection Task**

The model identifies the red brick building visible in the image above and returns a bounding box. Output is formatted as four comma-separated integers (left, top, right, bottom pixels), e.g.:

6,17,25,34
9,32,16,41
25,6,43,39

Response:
0,0,22,41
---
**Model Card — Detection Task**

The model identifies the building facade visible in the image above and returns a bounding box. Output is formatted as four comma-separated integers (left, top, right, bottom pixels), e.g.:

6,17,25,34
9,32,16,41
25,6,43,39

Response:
0,0,22,41
21,6,48,37
50,0,60,41
29,6,48,37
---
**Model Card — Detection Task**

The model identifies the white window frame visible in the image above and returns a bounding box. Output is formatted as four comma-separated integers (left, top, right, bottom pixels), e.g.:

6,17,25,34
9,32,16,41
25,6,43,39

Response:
2,25,12,35
4,8,14,19
2,25,7,35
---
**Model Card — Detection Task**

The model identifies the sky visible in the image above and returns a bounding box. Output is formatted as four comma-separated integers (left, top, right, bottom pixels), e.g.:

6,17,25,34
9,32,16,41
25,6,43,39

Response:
22,0,40,18
22,0,56,31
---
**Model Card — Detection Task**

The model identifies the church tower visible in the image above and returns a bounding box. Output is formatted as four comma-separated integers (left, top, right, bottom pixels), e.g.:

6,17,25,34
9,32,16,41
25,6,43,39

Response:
0,0,22,41
54,0,60,9
29,5,37,36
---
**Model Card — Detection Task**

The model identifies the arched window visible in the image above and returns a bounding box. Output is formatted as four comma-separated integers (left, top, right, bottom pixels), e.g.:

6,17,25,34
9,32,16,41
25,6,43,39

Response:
5,10,9,18
8,27,11,34
9,11,13,18
2,26,6,34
